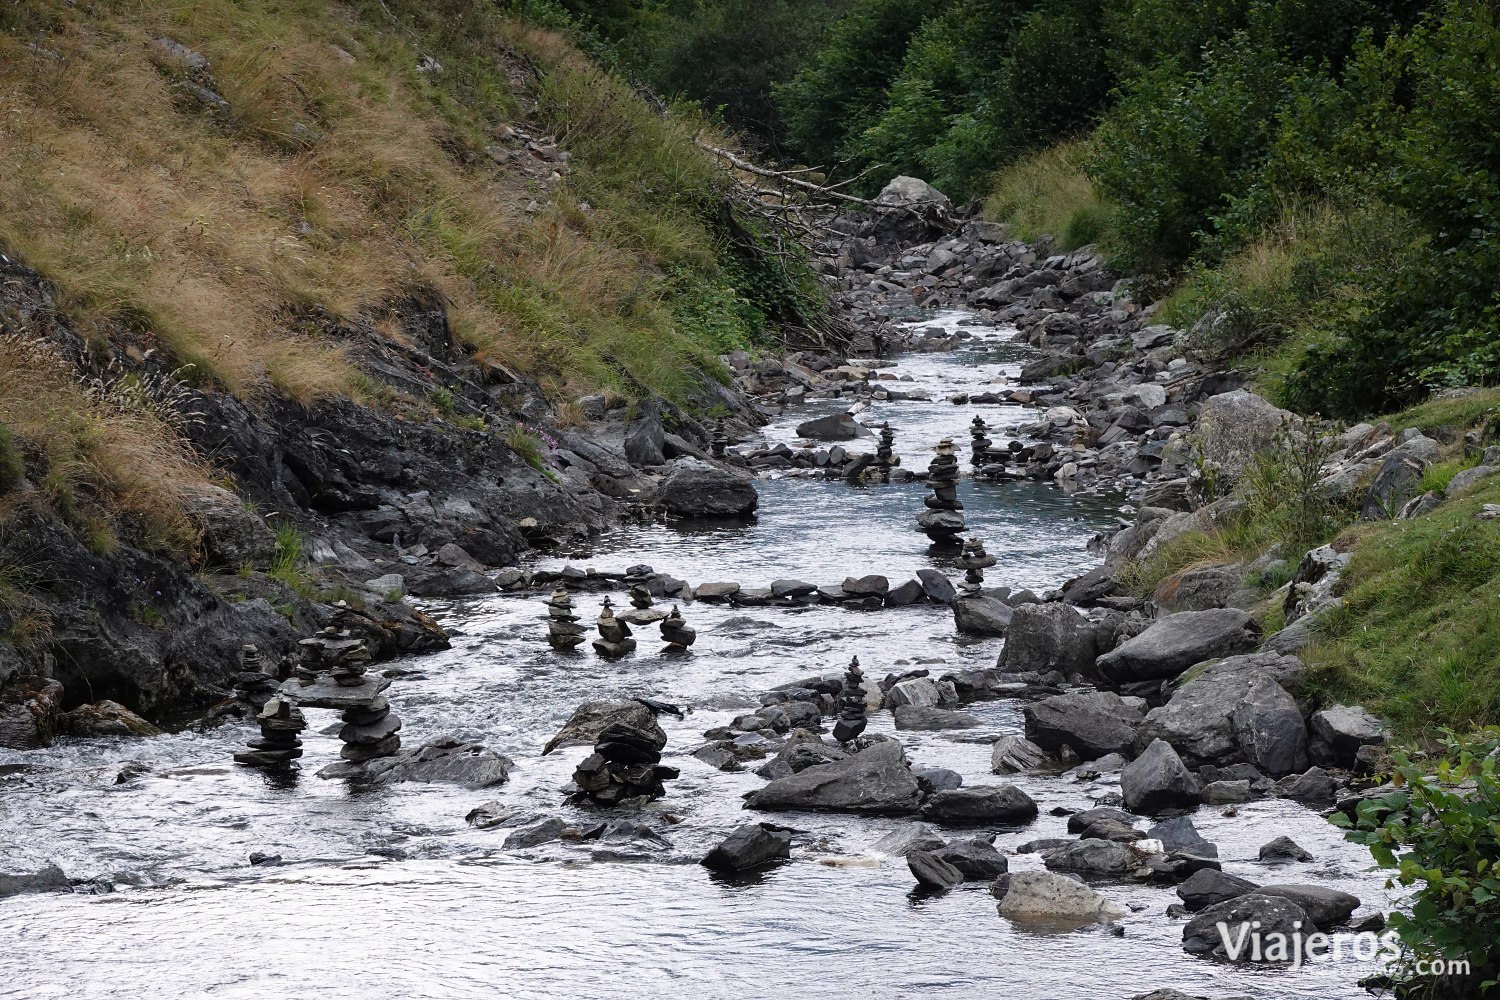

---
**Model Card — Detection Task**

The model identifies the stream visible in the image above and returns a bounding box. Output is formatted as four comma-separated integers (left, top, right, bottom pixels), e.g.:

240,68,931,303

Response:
0,314,1393,999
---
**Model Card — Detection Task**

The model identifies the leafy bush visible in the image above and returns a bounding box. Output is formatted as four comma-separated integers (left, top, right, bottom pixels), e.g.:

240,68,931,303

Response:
1238,420,1347,554
1334,728,1500,995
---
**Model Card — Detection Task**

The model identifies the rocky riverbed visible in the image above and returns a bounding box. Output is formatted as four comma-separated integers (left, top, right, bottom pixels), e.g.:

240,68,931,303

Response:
1,183,1404,999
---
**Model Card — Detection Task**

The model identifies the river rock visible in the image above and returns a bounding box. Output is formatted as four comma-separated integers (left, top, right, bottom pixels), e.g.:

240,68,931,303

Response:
1135,652,1306,769
543,700,666,755
908,849,965,889
953,595,1013,636
842,575,889,597
884,677,943,710
1097,610,1262,684
871,823,947,857
1023,690,1142,760
1045,840,1155,877
796,413,866,441
997,870,1125,924
744,741,922,814
921,784,1038,825
504,816,568,850
755,738,849,780
893,705,980,730
934,839,1008,881
701,823,793,871
0,865,71,899
1182,893,1309,961
1203,779,1254,804
998,602,1099,674
1121,739,1201,814
1066,807,1135,833
1308,705,1387,768
1258,835,1312,863
990,735,1051,773
365,735,514,788
1079,818,1145,842
1256,884,1360,929
1231,676,1308,777
1147,816,1217,857
913,765,963,791
1194,390,1292,478
0,676,64,750
1276,766,1337,807
658,459,758,519
624,399,666,466
916,568,957,604
1177,868,1259,911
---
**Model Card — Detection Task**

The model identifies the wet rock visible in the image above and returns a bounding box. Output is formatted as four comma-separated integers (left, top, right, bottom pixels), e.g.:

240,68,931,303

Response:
1043,839,1153,876
1308,705,1387,768
934,839,1008,881
908,849,965,889
1183,893,1309,961
884,677,943,710
504,817,568,850
701,823,793,871
921,784,1038,825
0,676,64,750
913,765,963,791
658,458,758,519
795,413,866,441
1203,780,1254,804
58,700,161,738
885,579,926,606
0,865,71,899
1097,609,1262,684
754,738,848,779
1256,885,1360,929
842,575,889,597
1177,869,1259,911
893,705,980,730
1120,739,1201,814
1066,807,1135,834
247,852,283,867
871,823,947,857
997,870,1125,924
1079,818,1145,842
990,735,1051,773
1276,766,1337,807
1023,690,1142,760
744,741,922,815
365,735,514,789
998,603,1099,674
543,700,666,755
953,595,1013,636
1147,816,1217,857
915,568,957,604
1257,835,1312,864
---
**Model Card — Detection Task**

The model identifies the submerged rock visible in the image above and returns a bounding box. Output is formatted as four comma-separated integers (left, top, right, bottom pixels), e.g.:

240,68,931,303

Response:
0,865,71,899
364,735,514,789
908,849,965,889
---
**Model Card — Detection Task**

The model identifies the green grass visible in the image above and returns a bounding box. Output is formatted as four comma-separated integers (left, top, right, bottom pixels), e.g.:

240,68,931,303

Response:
983,138,1115,252
1309,480,1500,737
0,422,22,494
1383,387,1500,438
268,521,317,598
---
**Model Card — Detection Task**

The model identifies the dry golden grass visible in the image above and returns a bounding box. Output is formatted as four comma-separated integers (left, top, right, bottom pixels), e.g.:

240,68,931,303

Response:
0,334,208,552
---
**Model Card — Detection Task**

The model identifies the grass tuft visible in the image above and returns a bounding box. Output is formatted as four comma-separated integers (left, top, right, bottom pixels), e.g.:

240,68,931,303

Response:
983,138,1114,253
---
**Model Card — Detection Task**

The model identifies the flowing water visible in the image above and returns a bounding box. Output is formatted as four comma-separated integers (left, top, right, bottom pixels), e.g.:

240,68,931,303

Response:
0,315,1393,999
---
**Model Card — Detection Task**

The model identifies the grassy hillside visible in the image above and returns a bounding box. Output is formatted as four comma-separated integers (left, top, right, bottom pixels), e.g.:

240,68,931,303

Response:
0,0,814,558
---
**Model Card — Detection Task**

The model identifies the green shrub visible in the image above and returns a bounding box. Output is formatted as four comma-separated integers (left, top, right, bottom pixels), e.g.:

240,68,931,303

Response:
1238,420,1349,554
1333,728,1500,994
985,138,1114,251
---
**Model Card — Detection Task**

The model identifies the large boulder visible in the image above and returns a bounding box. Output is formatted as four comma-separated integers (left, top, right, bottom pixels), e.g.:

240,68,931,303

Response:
991,735,1051,773
1256,884,1360,929
1182,893,1309,961
1096,609,1262,684
1360,449,1427,521
181,484,277,568
1283,544,1351,625
700,823,792,871
1232,676,1308,777
365,735,514,789
999,602,1101,674
58,700,160,738
1136,651,1306,768
997,870,1125,924
0,676,64,750
1177,868,1259,911
1153,563,1243,613
543,700,666,755
624,399,667,466
934,839,1009,881
1195,390,1292,479
908,850,965,889
1042,839,1153,877
658,459,758,519
1308,704,1387,768
744,741,922,815
953,595,1013,636
0,865,71,899
795,413,866,441
893,705,980,730
1023,690,1143,760
1120,739,1201,813
921,784,1038,825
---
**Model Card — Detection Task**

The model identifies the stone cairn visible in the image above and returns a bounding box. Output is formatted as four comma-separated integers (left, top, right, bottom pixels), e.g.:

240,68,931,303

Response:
875,422,898,481
593,598,637,659
571,721,678,805
659,605,696,650
956,536,997,597
969,416,991,466
916,438,965,546
832,656,868,742
626,567,654,612
711,419,729,460
545,585,586,651
269,626,403,771
234,694,307,768
231,644,281,716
